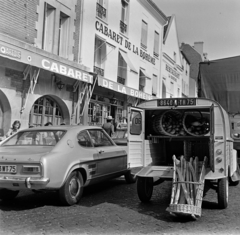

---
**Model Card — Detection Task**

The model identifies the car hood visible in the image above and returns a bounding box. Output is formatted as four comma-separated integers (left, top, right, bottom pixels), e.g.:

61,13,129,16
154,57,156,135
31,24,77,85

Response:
0,146,52,162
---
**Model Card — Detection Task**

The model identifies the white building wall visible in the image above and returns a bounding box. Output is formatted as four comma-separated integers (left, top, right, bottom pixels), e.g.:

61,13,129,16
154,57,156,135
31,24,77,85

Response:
80,0,167,98
161,16,183,98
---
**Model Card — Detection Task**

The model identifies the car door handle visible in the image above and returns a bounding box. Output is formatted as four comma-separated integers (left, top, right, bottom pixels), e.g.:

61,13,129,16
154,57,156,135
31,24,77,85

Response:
99,150,104,154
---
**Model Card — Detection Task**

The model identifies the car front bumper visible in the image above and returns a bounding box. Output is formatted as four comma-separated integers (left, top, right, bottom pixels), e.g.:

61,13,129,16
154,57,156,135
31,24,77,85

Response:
0,176,50,189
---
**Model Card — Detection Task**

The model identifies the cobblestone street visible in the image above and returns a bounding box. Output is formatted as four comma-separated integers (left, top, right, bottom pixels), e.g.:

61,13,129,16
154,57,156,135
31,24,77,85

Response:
0,178,240,235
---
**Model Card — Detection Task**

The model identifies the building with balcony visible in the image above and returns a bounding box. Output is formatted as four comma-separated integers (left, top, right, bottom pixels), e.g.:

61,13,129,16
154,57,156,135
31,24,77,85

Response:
79,0,168,126
0,0,92,136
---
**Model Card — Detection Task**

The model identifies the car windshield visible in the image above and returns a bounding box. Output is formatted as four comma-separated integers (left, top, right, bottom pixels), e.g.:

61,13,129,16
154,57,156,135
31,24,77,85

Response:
1,130,66,146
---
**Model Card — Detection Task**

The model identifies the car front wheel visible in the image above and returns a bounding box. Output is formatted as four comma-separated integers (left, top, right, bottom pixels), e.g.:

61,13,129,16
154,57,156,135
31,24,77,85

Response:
59,171,84,206
0,188,19,201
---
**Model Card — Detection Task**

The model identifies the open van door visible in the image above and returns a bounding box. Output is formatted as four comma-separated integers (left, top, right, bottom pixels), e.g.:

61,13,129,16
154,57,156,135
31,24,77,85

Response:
127,106,144,168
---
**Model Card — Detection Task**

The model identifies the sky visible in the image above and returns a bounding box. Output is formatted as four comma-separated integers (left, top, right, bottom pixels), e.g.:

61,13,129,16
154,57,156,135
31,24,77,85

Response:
153,0,240,60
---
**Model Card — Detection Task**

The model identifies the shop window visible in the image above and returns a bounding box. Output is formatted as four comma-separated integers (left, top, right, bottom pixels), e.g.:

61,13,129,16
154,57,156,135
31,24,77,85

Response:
153,31,159,57
29,96,63,126
94,37,106,76
96,0,108,21
58,12,69,58
88,102,103,125
141,20,148,50
117,52,127,85
42,3,56,53
120,0,129,34
116,107,123,123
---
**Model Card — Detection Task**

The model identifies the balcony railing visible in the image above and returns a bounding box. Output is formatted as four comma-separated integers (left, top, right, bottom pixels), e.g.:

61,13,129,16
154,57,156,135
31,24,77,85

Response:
94,66,104,77
120,20,127,34
96,3,106,19
117,76,125,85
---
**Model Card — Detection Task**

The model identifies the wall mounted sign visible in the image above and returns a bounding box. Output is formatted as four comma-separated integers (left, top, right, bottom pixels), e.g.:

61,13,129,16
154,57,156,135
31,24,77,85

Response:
0,41,92,84
98,76,152,100
95,20,155,65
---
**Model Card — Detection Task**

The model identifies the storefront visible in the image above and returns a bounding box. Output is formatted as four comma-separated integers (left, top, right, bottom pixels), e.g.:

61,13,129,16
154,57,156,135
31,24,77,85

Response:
0,33,92,135
87,76,153,127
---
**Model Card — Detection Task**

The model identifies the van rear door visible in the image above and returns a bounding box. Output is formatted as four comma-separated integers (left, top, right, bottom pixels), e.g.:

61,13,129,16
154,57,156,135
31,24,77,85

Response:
127,107,144,168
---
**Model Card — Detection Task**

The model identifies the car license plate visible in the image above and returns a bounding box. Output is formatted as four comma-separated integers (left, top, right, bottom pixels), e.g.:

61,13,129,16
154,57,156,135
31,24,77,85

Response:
0,165,17,173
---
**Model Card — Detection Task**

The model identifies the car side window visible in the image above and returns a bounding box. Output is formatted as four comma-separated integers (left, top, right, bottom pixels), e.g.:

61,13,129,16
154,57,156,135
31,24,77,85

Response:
77,131,92,147
88,129,113,147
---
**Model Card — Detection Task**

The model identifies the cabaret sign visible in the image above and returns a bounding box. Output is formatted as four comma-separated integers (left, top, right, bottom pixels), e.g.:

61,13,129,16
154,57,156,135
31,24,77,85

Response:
41,59,93,83
95,20,155,65
98,77,152,100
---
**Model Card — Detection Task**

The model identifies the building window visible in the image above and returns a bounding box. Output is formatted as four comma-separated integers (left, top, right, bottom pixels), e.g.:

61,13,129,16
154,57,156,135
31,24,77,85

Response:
29,96,63,126
152,74,157,96
120,0,129,34
96,0,107,20
170,82,174,96
173,52,176,62
42,3,56,53
139,70,146,91
58,12,69,58
94,37,106,76
117,52,127,85
162,80,166,98
141,20,148,49
153,31,159,57
177,88,180,97
116,107,123,123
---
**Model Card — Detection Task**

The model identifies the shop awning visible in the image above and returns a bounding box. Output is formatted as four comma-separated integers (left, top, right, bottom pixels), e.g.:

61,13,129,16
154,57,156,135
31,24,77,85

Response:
98,76,153,100
0,33,93,84
119,51,138,74
140,68,151,79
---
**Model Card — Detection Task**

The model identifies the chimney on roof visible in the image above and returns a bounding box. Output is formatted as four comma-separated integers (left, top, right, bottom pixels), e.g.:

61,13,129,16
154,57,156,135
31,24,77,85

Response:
193,42,204,57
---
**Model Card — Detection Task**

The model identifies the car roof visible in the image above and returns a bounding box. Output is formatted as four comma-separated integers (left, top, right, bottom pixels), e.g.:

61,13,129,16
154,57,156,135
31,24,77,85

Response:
20,125,103,132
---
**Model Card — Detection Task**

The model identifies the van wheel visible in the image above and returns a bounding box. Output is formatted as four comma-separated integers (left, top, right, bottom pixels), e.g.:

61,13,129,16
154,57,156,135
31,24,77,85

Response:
218,177,228,209
59,171,83,206
137,177,153,202
0,188,19,200
124,171,136,184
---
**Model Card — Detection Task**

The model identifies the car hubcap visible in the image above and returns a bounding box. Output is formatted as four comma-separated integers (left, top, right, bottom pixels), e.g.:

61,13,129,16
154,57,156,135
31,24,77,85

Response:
69,177,80,199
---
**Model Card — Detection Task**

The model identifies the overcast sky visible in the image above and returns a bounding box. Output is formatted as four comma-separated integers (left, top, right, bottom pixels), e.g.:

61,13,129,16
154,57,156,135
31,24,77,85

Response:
153,0,240,60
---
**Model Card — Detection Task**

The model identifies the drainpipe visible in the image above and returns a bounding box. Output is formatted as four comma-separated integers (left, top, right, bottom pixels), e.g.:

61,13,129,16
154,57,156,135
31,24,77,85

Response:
78,0,84,64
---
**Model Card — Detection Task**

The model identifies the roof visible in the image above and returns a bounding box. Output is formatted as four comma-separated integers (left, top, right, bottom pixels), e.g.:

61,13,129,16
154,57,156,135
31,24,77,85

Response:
180,43,203,80
198,56,240,113
163,16,172,42
146,0,168,21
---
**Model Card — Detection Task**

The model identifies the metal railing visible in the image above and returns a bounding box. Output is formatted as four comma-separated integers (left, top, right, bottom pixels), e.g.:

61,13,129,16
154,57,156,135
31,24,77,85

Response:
96,3,106,19
94,66,104,76
120,20,127,34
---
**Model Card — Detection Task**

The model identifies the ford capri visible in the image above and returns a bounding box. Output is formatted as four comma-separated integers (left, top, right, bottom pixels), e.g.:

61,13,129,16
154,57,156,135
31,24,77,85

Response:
0,125,135,206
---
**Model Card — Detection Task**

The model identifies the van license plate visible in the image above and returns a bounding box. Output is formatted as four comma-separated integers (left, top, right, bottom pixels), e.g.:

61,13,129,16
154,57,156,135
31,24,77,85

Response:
0,165,17,173
158,98,196,106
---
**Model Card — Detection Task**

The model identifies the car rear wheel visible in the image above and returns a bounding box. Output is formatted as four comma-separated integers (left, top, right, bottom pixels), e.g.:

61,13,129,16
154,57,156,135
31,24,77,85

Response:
124,171,136,184
0,188,19,201
59,171,83,206
137,177,153,202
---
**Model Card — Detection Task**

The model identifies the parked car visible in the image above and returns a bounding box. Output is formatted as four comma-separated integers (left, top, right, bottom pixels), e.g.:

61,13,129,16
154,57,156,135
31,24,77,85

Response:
112,128,127,146
0,125,135,206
